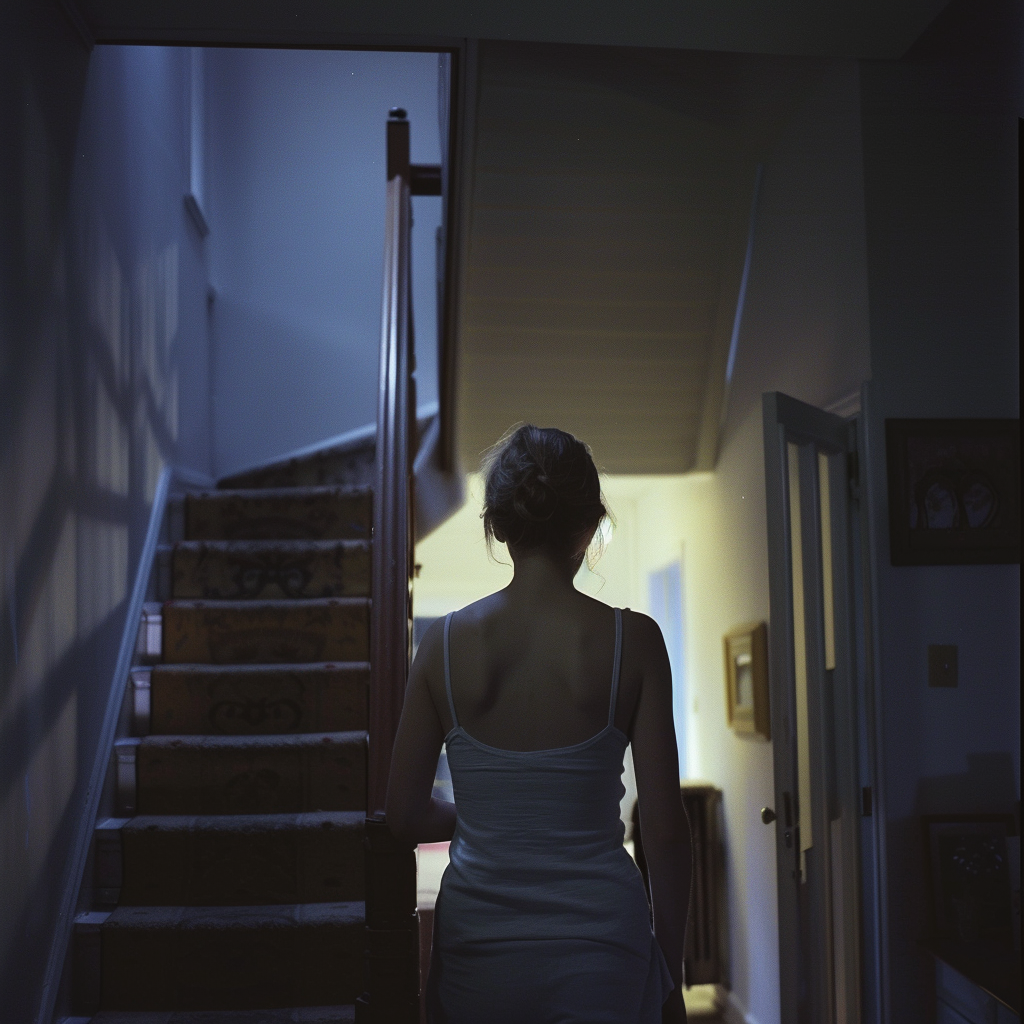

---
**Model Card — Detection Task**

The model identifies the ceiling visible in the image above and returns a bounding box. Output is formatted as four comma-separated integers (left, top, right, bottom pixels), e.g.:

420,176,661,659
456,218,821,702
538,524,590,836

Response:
74,0,951,60
457,43,828,473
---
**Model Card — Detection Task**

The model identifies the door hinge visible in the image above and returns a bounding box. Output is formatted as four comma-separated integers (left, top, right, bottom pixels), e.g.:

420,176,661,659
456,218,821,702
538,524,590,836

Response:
862,786,873,817
847,450,860,502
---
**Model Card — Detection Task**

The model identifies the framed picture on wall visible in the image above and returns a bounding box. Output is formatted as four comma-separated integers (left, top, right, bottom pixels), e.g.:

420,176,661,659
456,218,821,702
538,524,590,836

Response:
885,418,1020,565
923,815,1016,944
723,622,770,740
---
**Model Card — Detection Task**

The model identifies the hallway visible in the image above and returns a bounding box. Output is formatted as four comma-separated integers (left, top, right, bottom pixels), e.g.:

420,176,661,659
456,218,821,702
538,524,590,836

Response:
1,1,1020,1022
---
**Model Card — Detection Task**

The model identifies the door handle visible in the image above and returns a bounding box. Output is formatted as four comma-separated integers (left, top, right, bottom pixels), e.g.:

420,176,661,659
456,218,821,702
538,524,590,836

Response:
761,807,777,824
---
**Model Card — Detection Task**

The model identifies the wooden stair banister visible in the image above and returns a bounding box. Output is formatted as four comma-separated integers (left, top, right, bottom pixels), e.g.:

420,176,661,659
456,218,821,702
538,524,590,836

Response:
361,107,441,1024
369,108,415,823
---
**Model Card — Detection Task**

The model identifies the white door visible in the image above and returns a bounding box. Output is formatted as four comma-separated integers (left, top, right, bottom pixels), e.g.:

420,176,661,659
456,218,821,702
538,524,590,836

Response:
762,392,869,1024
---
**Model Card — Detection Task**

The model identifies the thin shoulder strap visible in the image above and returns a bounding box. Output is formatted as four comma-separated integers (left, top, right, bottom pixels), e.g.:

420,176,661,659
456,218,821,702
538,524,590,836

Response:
608,607,623,728
443,611,459,729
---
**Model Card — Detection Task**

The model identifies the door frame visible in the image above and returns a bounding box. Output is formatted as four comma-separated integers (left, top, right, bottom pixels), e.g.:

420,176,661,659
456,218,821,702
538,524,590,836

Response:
763,391,871,1024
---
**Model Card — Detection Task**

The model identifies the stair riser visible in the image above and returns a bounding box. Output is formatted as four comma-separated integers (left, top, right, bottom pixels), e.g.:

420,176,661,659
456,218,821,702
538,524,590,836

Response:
150,666,369,735
172,543,370,601
100,908,363,1010
163,601,369,665
187,489,371,541
217,448,375,492
137,736,366,815
120,819,364,905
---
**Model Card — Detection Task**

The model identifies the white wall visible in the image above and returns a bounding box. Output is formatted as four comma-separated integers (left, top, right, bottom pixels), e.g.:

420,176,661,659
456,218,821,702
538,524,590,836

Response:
0,32,212,1019
205,48,442,478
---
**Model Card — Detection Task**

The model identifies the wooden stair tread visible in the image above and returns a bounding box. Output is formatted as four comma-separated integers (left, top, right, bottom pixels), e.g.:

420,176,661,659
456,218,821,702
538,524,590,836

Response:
138,730,367,750
89,1006,356,1023
103,900,365,929
118,809,366,832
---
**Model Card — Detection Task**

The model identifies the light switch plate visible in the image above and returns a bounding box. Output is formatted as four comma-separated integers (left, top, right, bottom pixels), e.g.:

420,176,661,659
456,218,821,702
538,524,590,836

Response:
928,644,958,687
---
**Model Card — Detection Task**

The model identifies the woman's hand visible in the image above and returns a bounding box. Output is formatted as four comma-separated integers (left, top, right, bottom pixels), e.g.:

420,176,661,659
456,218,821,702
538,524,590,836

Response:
386,620,456,845
662,987,688,1024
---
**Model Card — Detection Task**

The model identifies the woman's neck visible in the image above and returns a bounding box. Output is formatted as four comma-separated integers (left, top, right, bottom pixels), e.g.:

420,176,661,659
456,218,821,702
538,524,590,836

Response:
505,545,581,600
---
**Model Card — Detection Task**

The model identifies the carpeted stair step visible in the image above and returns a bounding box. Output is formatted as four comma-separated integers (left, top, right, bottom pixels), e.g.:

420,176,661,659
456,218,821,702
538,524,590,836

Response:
216,446,376,492
136,732,366,815
150,663,369,735
107,811,364,905
186,487,371,541
98,902,364,1010
163,599,370,665
172,541,370,600
90,1007,355,1022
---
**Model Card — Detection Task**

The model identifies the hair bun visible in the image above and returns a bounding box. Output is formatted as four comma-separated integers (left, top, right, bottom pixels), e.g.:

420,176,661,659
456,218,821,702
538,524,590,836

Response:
514,468,557,522
481,424,608,556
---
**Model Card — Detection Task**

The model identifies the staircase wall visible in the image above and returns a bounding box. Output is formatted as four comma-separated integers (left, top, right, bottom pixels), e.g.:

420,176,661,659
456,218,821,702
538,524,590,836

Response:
0,18,213,1021
203,47,443,480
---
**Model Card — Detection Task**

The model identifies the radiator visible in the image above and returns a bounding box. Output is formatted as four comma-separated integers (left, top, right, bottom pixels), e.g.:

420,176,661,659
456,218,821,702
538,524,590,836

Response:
631,783,727,986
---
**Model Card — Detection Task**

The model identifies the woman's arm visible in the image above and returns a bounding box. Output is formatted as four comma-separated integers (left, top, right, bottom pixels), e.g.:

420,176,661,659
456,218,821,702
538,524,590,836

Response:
629,613,692,1019
385,619,457,845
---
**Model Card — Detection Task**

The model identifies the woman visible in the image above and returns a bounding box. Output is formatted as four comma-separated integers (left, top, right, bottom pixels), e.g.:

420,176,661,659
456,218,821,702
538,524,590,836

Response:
387,425,691,1024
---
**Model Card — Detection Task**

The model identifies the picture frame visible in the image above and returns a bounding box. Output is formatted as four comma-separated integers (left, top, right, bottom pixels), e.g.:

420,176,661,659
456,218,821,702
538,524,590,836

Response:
723,622,770,740
885,418,1020,566
923,814,1016,944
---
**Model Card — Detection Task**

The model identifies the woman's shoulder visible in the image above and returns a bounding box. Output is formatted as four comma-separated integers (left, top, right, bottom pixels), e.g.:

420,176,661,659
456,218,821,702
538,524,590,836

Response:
575,598,663,639
612,607,668,673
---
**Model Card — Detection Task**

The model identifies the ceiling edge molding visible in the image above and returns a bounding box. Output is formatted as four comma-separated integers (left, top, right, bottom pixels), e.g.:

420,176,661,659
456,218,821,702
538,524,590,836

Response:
693,163,761,472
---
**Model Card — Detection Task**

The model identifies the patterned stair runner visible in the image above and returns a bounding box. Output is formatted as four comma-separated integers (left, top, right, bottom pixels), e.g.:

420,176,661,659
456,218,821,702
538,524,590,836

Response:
86,484,372,1020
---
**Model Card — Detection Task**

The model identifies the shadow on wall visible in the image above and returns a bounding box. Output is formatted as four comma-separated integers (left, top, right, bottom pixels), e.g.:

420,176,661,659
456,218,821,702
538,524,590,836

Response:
0,37,211,1021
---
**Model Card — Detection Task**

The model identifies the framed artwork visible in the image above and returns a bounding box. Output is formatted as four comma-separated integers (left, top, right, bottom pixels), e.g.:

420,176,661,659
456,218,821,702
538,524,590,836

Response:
723,622,769,740
885,418,1020,565
923,815,1016,944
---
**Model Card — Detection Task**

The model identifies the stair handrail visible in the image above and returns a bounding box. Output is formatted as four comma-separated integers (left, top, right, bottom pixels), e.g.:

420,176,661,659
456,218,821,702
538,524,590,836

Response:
369,108,418,820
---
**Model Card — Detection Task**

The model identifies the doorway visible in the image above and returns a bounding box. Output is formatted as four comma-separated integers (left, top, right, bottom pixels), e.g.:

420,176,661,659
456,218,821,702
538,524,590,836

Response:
762,390,878,1024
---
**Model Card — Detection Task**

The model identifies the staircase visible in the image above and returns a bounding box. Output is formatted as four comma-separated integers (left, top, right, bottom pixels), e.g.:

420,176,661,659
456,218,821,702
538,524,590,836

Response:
66,107,433,1024
75,477,375,1022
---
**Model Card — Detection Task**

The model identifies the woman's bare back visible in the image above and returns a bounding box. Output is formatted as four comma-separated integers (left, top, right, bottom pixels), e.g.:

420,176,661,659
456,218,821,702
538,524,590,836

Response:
427,589,644,752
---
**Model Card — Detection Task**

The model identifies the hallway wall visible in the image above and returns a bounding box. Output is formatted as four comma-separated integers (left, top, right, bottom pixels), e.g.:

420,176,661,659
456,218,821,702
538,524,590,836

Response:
204,48,442,479
0,22,212,1021
859,0,1022,1018
628,61,871,1024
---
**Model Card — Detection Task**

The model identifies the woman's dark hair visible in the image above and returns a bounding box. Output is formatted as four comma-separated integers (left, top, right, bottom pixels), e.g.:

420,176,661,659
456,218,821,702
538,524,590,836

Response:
482,424,610,560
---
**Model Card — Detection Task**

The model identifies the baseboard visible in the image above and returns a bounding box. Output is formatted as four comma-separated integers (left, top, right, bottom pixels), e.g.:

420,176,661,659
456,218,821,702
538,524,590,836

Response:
170,463,216,489
36,467,172,1024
